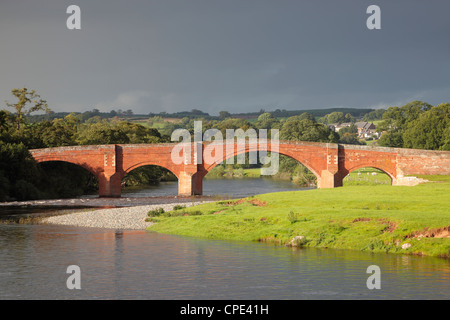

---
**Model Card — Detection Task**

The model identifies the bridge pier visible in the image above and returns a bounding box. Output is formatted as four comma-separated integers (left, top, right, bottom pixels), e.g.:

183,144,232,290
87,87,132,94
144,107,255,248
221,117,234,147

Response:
98,172,122,198
319,170,342,188
178,171,203,196
318,143,342,188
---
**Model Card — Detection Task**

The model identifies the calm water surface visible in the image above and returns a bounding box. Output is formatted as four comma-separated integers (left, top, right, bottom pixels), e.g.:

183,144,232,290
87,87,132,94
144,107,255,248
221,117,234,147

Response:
0,178,448,300
0,224,448,300
122,177,312,198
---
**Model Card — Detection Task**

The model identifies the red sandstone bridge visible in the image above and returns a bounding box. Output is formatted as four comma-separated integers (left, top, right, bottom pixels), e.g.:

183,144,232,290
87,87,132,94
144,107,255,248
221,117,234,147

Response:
29,141,450,197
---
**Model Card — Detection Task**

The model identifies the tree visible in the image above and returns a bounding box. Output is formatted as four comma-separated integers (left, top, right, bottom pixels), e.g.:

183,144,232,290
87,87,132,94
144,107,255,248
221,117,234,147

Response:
338,123,358,136
378,130,403,148
75,120,130,145
255,112,278,130
344,113,355,123
219,111,231,120
37,115,79,147
339,132,365,145
6,88,51,130
0,141,43,200
402,103,450,150
322,112,346,124
0,110,10,133
115,121,163,143
378,101,432,132
214,118,253,135
280,118,339,143
377,101,435,148
297,112,315,121
363,109,385,121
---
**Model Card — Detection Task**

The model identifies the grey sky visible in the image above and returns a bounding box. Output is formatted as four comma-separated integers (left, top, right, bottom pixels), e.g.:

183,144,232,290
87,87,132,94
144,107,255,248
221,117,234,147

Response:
1,0,449,115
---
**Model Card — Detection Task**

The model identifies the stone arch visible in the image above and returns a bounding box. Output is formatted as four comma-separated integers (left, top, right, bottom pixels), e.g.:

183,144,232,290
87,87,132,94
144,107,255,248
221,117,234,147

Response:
33,157,99,177
203,145,321,183
35,159,100,197
122,162,181,195
123,161,180,179
343,165,395,185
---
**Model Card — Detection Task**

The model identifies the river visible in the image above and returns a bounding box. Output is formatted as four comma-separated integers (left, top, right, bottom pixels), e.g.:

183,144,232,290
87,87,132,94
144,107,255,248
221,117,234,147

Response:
0,178,449,300
122,177,312,198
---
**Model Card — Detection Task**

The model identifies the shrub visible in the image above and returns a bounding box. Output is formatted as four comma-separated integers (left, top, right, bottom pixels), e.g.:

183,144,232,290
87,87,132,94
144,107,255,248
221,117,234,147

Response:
288,211,300,224
165,209,203,217
148,207,165,217
13,179,41,200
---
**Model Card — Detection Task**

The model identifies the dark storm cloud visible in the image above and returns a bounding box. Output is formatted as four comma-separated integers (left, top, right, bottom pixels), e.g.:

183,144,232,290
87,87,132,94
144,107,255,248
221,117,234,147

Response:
0,0,449,115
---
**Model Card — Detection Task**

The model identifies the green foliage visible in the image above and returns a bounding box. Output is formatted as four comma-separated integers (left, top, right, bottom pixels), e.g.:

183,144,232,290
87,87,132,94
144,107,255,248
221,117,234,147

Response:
363,109,385,121
123,165,176,187
0,88,166,201
213,118,254,135
375,101,450,150
12,179,41,201
338,123,358,136
280,118,339,142
150,207,204,218
0,142,43,200
5,88,51,130
402,103,450,150
378,130,404,148
321,111,345,124
377,102,449,150
255,112,279,130
37,117,78,147
339,132,365,145
38,162,97,198
378,101,432,131
287,211,300,224
296,112,315,121
270,155,317,186
219,111,231,119
164,209,203,217
0,110,11,133
148,207,165,217
75,120,130,145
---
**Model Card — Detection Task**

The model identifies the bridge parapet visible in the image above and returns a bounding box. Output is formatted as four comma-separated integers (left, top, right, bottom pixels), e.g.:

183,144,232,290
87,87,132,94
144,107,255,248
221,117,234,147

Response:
28,142,450,197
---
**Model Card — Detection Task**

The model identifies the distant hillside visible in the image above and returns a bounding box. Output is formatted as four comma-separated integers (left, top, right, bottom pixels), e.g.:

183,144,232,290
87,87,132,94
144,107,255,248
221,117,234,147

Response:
27,107,376,123
232,108,375,119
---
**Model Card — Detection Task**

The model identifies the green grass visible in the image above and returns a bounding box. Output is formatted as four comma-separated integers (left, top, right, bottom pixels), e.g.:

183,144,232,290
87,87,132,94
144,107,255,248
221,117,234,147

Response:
242,168,262,178
343,167,391,186
147,175,450,257
371,120,384,126
205,166,262,179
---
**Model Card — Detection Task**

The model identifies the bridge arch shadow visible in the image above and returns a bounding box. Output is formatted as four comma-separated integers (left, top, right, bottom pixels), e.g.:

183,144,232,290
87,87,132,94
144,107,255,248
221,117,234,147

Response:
37,161,98,198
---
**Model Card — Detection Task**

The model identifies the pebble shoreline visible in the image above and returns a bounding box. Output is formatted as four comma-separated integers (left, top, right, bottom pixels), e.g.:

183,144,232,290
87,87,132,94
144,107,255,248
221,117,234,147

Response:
41,201,213,230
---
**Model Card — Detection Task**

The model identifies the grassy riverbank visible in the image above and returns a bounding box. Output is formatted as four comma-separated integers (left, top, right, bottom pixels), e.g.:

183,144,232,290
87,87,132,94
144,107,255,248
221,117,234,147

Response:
147,175,450,258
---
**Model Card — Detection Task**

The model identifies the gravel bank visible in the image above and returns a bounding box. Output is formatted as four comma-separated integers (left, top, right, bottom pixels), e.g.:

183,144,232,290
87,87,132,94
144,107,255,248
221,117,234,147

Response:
41,201,213,230
0,195,221,208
